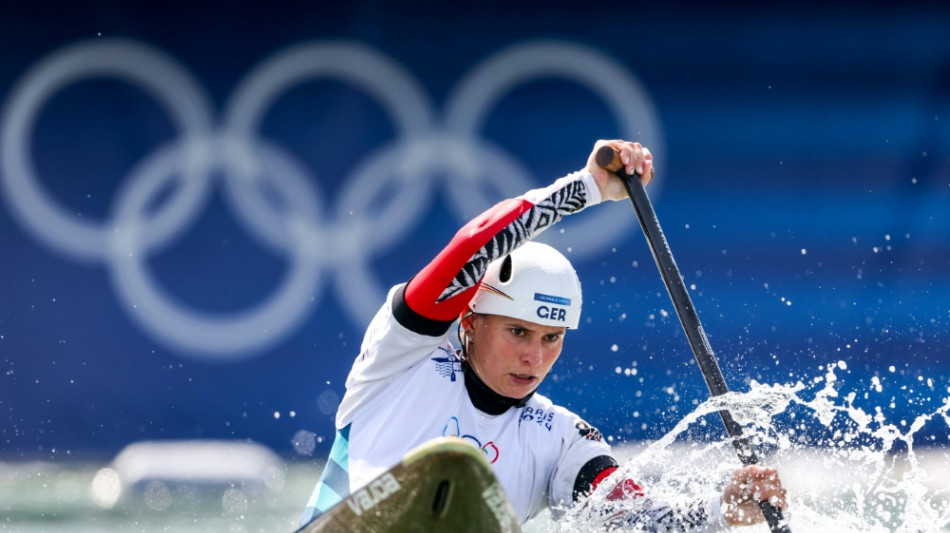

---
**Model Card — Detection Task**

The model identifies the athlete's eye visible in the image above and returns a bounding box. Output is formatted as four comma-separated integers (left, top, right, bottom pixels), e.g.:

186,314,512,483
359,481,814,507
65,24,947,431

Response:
544,333,563,343
509,327,527,337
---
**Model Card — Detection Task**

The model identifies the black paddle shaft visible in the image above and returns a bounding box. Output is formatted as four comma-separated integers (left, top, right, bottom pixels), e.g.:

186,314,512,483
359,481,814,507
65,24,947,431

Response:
595,146,790,532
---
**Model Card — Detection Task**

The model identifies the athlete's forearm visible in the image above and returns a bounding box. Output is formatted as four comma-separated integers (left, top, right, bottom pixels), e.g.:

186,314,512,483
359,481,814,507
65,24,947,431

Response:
402,169,600,324
598,497,718,532
577,466,723,533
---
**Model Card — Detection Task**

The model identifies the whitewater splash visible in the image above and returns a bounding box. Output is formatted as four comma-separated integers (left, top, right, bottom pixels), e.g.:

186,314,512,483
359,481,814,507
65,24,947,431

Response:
556,362,950,532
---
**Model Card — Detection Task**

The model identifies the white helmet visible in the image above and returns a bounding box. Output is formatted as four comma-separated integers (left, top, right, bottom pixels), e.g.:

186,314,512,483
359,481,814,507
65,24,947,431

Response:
468,241,582,329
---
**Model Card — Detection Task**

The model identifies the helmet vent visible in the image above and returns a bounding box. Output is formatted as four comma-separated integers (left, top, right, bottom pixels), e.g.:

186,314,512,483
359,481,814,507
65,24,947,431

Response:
498,254,513,283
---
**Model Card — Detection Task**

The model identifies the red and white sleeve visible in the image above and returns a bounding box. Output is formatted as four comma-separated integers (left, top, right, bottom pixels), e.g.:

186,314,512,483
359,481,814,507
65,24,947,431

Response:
394,169,600,334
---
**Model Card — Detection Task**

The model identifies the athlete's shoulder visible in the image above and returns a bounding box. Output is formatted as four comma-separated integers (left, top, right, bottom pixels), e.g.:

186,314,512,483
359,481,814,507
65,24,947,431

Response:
423,345,466,383
522,392,576,417
519,393,578,432
520,394,607,445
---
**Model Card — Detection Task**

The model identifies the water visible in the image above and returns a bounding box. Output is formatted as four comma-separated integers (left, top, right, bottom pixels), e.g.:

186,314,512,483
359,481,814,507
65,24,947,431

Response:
3,364,949,532
558,363,950,532
0,460,322,532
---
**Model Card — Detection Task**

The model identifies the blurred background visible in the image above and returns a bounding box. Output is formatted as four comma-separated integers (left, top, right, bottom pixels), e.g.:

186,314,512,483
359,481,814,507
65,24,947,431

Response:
1,1,948,531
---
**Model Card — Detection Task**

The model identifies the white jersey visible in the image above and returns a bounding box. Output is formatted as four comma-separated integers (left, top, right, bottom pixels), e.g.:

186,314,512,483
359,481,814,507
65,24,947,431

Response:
300,169,726,531
334,284,612,524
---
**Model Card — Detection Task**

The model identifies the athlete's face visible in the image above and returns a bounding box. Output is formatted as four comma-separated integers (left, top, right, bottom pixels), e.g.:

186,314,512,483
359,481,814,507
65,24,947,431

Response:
464,313,566,399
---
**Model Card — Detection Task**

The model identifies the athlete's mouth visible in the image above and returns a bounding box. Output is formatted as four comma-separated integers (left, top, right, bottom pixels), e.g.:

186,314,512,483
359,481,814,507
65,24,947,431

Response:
509,373,536,385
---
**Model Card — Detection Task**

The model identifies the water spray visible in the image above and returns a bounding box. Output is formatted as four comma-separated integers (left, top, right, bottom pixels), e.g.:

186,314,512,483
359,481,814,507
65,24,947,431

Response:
597,145,791,532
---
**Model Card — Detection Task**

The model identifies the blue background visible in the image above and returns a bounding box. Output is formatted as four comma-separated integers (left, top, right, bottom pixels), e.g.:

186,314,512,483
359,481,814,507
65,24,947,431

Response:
1,1,948,460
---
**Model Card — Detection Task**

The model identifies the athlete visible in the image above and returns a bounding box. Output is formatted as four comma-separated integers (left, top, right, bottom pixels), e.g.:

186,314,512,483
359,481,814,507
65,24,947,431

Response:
300,139,788,530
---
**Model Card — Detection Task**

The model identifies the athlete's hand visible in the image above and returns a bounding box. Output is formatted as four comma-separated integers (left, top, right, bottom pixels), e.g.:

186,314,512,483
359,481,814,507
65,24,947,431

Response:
720,465,788,526
586,139,654,202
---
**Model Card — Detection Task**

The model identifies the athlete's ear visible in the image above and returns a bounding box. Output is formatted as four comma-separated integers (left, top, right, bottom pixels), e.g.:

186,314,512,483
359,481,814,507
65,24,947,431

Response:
460,311,478,339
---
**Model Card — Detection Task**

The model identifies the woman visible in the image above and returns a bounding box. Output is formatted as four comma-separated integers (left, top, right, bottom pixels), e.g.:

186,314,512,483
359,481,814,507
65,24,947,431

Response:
301,139,787,531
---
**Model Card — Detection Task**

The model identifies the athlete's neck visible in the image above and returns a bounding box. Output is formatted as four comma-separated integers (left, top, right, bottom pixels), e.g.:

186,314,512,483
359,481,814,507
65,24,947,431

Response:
461,360,535,415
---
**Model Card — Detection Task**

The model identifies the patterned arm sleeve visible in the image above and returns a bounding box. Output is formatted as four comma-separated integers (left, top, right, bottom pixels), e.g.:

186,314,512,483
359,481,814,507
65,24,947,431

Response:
576,467,726,532
394,169,601,334
598,496,722,532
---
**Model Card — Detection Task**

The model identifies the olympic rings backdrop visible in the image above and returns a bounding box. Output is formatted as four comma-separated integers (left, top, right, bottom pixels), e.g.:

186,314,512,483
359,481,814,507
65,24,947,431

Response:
2,2,949,457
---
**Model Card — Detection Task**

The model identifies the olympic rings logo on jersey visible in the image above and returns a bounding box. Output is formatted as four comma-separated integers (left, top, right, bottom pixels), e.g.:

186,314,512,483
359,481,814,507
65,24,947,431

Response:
443,416,500,464
0,38,664,361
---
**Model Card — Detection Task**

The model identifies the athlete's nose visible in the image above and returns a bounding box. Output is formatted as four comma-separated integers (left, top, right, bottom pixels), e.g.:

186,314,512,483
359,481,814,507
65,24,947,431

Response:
520,340,544,368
